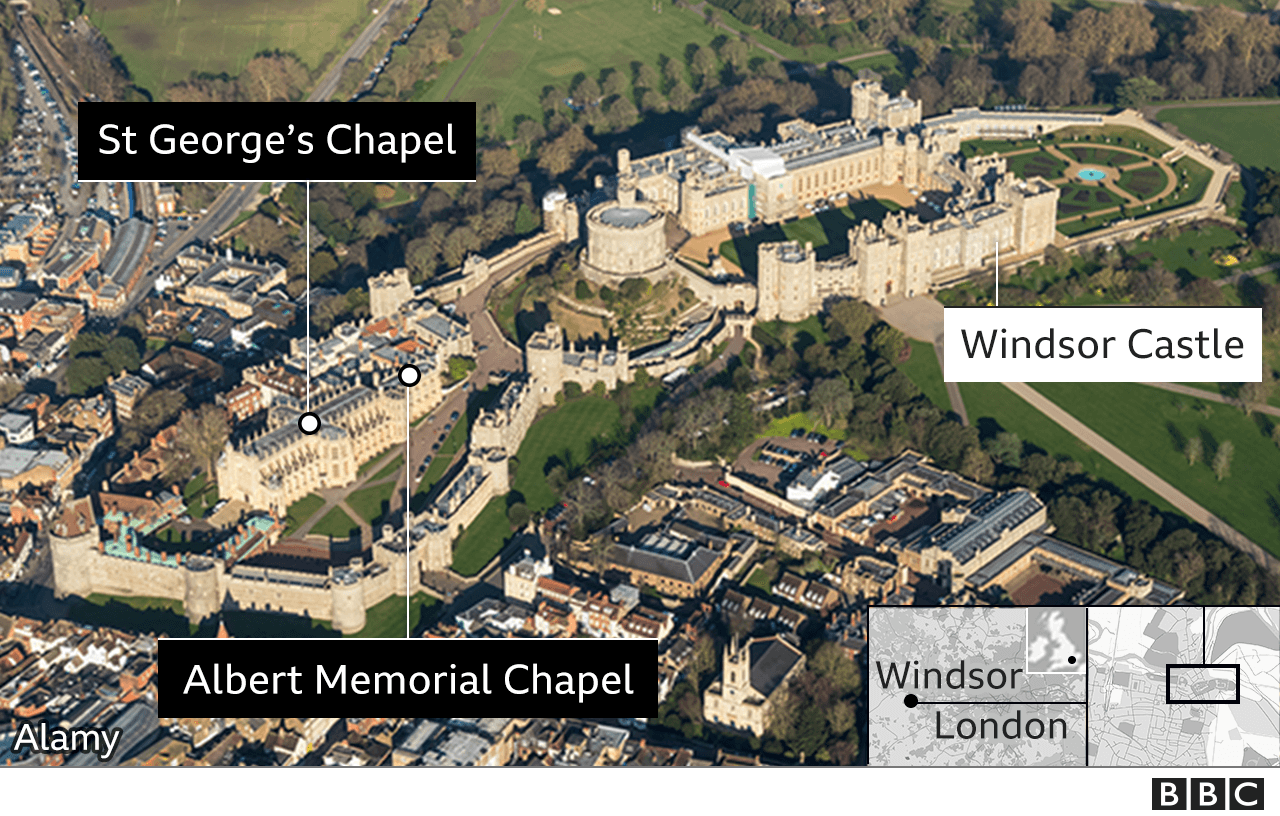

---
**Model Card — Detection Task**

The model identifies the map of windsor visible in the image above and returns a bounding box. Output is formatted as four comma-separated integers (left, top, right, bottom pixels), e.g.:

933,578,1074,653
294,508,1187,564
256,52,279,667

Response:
869,608,1086,766
1088,607,1280,767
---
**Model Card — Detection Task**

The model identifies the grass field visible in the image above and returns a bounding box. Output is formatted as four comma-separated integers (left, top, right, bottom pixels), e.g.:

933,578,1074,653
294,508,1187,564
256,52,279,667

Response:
346,480,398,526
452,497,512,577
759,411,854,447
719,200,900,278
1030,382,1280,555
348,593,440,638
753,314,829,350
512,396,622,513
1158,104,1280,169
1006,150,1067,180
1057,183,1120,217
1127,223,1269,282
86,0,371,97
71,593,194,637
959,382,1180,518
418,0,777,137
311,505,360,539
412,414,470,511
898,339,949,412
369,454,404,482
282,493,325,537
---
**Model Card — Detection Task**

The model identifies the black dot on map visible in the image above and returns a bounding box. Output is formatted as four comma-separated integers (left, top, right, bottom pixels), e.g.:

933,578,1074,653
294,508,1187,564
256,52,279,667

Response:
1068,655,1077,665
904,694,918,708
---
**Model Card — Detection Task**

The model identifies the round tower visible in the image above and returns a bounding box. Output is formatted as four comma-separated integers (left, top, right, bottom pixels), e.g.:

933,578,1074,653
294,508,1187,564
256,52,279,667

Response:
49,500,97,600
330,567,367,634
183,555,222,625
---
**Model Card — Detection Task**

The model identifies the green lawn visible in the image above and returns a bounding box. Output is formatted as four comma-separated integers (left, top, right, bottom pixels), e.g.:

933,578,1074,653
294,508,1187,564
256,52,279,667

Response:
87,0,371,98
452,497,512,577
416,0,782,137
357,446,397,477
753,314,829,350
1056,182,1121,217
347,481,398,526
369,453,404,482
1005,150,1067,180
898,339,949,412
71,594,194,637
746,567,772,593
512,396,622,513
719,200,900,278
1127,223,1269,282
1054,126,1170,156
959,382,1179,518
282,493,325,537
348,593,440,638
312,506,360,539
1158,104,1280,169
1061,145,1147,167
1030,382,1280,556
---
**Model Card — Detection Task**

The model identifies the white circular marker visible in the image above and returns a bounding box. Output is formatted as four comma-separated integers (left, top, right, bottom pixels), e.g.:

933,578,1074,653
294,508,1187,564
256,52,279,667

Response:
398,364,422,387
298,412,321,435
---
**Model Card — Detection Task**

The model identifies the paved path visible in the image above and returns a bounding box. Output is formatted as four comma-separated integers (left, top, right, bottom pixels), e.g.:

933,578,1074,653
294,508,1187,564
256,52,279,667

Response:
1002,381,1280,574
1216,259,1280,288
308,0,409,101
1138,381,1280,419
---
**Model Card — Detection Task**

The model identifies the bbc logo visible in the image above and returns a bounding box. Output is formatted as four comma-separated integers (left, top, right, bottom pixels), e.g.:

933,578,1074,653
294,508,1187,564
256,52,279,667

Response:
1152,779,1264,810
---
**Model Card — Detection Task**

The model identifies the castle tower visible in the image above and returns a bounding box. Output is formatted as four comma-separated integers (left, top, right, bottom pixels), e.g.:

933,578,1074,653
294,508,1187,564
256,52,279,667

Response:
49,497,96,600
182,555,223,625
525,321,566,406
756,241,816,322
330,566,367,634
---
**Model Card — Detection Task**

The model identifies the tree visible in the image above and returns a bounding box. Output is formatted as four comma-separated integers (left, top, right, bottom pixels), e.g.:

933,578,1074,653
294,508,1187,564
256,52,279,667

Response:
507,502,531,528
810,376,854,428
1239,369,1275,412
984,431,1022,467
536,125,595,177
687,634,716,687
177,404,231,481
1116,76,1163,108
1185,435,1203,466
1212,439,1234,480
1257,217,1280,252
825,299,876,343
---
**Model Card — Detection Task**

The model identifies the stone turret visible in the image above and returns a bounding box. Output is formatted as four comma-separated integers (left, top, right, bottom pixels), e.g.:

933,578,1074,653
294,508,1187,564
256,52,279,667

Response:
183,555,223,625
49,497,97,599
330,564,367,634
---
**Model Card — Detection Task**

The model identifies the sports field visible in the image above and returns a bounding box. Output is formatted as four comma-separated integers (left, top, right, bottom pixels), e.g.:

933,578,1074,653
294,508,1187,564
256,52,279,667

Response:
86,0,370,96
417,0,775,137
1158,104,1280,169
1030,382,1280,557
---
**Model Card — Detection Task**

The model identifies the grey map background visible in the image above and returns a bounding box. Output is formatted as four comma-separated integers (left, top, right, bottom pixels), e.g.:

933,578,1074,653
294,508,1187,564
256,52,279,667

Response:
869,607,1086,766
1088,606,1280,767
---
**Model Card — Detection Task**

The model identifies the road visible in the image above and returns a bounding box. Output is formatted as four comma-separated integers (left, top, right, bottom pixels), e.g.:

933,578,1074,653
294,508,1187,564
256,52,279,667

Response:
1002,381,1280,575
122,182,263,313
308,0,409,102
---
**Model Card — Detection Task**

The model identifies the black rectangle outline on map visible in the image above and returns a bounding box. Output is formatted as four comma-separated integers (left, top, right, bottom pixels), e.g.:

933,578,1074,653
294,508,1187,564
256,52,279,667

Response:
1165,663,1241,705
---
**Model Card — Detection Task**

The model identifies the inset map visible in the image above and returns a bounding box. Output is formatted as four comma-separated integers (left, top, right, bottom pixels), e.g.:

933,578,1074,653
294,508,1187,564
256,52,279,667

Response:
869,607,1086,766
1087,607,1279,767
1027,608,1086,673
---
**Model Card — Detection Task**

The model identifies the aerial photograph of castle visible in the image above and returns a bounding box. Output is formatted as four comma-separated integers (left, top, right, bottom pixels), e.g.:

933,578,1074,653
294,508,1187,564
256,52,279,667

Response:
0,0,1278,772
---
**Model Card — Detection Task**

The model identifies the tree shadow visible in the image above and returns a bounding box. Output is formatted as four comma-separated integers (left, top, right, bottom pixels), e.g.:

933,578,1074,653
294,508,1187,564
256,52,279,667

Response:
1166,421,1187,454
